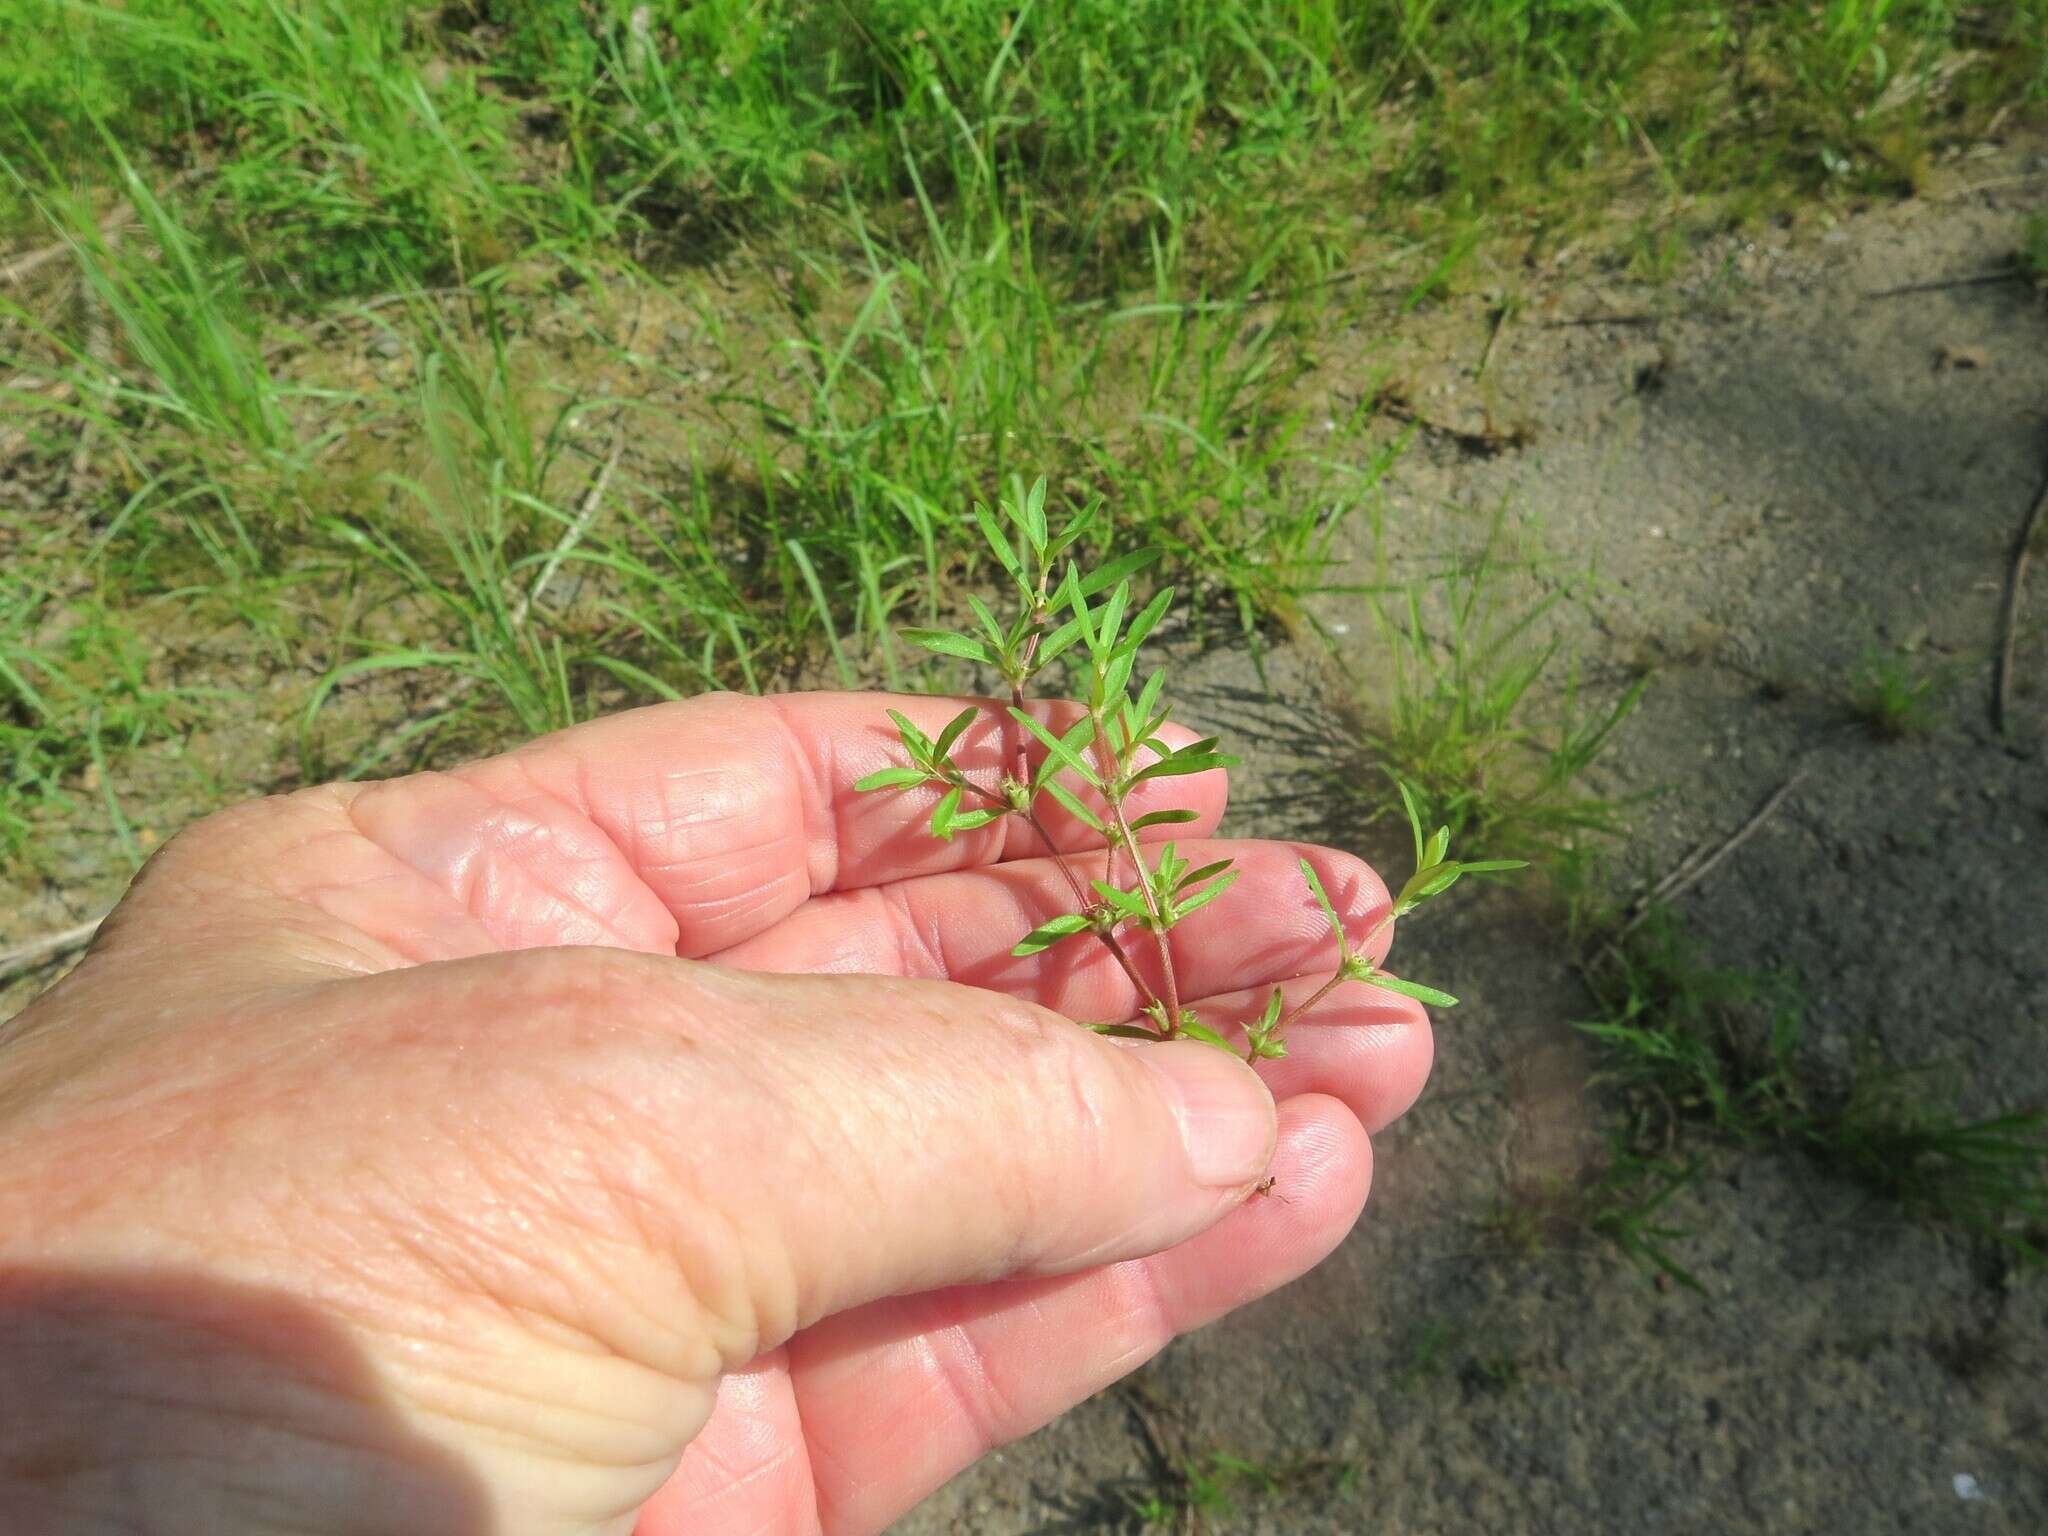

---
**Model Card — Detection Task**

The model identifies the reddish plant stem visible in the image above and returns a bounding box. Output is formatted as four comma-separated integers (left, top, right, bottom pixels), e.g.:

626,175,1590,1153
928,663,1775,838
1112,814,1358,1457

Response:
1271,908,1398,1037
1273,972,1347,1039
1007,602,1047,785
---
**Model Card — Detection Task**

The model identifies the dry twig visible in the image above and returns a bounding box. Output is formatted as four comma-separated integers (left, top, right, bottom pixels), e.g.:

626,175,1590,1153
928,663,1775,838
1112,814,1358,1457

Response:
1992,464,2048,734
1864,267,2022,299
1536,312,1662,329
1619,768,1808,938
0,197,143,288
514,431,626,627
0,915,107,982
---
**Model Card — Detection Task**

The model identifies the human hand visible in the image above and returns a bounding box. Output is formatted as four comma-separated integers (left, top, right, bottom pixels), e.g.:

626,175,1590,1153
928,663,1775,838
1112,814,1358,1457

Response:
0,692,1431,1534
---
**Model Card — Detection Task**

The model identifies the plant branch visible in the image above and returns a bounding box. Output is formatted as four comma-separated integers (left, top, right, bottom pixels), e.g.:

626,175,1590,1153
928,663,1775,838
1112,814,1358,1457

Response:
1102,775,1182,1032
954,775,1161,1013
1098,712,1188,1035
1273,971,1349,1039
1008,601,1049,785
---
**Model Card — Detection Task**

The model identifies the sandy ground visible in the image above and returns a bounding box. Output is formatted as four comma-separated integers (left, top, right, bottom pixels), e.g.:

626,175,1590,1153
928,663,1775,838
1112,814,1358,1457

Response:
893,140,2048,1533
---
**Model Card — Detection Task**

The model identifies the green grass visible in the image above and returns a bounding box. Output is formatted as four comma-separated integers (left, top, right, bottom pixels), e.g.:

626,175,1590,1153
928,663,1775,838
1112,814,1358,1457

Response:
0,518,200,864
0,4,2039,938
1335,506,1647,862
1849,645,1946,740
2023,211,2048,284
1129,1448,1361,1529
1569,893,2048,1273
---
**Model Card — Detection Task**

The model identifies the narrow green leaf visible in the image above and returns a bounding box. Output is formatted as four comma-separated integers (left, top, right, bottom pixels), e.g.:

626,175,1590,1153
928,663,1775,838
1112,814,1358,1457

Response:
903,627,995,664
1012,911,1092,956
975,503,1024,583
1461,859,1531,874
785,538,852,688
1047,499,1098,558
1412,864,1464,900
1036,614,1085,668
1174,869,1239,918
887,708,934,763
965,593,1008,647
930,784,962,840
1090,880,1151,919
1299,859,1350,961
1088,1022,1163,1040
1022,475,1049,549
1131,750,1234,784
1369,974,1461,1009
1424,826,1451,869
932,705,981,764
1096,580,1130,656
1128,808,1201,832
1132,668,1167,731
1101,649,1137,716
1176,858,1236,892
1057,564,1096,647
1396,779,1426,871
1121,586,1174,653
1076,546,1162,596
1178,1020,1236,1052
948,808,1003,834
853,766,929,792
1012,707,1103,788
1041,777,1108,833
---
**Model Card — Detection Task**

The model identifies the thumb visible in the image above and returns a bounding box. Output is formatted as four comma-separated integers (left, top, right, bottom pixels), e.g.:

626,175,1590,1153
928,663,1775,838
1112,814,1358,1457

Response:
464,948,1278,1354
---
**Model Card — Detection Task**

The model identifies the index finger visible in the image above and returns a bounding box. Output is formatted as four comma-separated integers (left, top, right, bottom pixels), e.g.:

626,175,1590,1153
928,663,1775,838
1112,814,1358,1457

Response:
465,691,1229,956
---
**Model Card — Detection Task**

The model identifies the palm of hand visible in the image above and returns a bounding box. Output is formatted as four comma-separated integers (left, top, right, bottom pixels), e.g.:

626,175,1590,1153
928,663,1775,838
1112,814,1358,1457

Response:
0,692,1429,1536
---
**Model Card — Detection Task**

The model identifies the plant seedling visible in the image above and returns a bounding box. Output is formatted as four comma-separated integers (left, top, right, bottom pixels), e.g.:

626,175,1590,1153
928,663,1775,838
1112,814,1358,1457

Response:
856,478,1523,1060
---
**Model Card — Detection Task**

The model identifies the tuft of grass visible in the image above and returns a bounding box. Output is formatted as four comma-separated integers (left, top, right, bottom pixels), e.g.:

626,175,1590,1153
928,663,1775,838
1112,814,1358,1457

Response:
1849,645,1944,740
1,153,334,584
1341,507,1646,862
1130,1449,1360,1529
0,526,198,862
1568,887,2048,1274
1575,907,1812,1146
299,305,629,776
1820,1065,2048,1257
2019,211,2048,288
721,131,1380,652
1585,1150,1710,1293
3,0,528,296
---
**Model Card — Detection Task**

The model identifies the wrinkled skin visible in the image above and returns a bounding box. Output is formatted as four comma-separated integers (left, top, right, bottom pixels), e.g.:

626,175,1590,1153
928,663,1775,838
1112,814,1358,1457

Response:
0,692,1431,1535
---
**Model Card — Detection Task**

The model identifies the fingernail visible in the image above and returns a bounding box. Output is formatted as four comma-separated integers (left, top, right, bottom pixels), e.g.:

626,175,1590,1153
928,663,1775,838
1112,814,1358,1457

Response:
1138,1040,1276,1189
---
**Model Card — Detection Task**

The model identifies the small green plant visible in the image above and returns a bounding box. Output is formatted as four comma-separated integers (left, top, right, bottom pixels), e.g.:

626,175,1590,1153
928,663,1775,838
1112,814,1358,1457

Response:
1394,1317,1459,1387
1131,1449,1359,1528
1569,879,2048,1273
1820,1064,2047,1259
1850,647,1943,740
1347,507,1646,861
856,479,1522,1060
2019,212,2048,289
